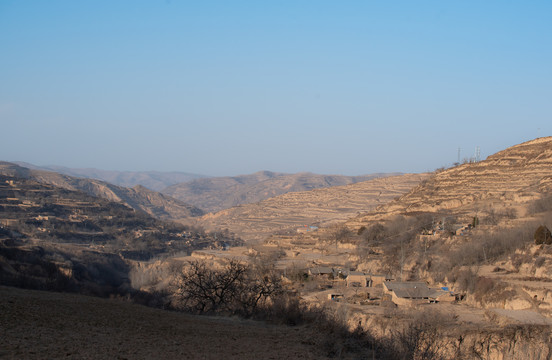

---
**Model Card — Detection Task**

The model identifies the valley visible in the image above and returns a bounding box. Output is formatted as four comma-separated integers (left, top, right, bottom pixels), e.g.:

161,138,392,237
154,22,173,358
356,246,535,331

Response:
2,137,552,359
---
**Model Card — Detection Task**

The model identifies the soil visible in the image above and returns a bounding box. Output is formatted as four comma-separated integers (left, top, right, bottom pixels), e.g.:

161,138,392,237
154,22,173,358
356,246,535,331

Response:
0,286,327,360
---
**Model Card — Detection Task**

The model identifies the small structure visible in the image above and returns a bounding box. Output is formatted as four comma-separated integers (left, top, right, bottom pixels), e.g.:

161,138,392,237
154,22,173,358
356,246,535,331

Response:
383,281,432,306
368,274,393,287
347,271,370,287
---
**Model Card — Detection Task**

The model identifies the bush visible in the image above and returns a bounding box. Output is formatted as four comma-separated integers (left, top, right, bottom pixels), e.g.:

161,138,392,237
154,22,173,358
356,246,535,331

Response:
362,223,387,244
534,225,552,245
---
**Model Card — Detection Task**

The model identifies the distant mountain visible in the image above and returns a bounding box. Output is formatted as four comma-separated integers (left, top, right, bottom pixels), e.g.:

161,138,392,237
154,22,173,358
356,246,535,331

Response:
14,162,206,191
163,171,403,213
0,162,204,220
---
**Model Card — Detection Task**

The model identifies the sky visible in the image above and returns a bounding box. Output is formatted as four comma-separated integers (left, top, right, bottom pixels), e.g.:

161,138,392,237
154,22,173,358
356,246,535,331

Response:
1,1,551,176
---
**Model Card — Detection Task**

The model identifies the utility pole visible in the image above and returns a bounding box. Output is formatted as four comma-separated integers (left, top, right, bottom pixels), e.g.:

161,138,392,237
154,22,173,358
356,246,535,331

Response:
400,238,404,281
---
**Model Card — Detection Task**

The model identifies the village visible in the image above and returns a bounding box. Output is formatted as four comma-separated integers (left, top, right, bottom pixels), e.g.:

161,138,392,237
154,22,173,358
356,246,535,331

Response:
183,220,486,321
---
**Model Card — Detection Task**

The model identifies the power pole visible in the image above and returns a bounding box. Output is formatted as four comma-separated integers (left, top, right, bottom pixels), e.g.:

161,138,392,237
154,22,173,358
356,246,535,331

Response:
400,238,404,281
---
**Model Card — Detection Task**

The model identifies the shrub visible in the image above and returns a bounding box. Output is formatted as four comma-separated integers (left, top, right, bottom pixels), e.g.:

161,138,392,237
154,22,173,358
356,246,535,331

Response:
362,223,387,244
534,225,552,245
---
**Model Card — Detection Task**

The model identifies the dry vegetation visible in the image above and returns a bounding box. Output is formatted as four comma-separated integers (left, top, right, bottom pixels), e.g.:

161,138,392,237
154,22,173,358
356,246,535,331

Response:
4,138,552,359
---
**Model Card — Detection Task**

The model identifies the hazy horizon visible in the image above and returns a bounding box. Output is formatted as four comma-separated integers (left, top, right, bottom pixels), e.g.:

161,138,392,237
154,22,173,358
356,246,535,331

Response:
1,1,550,176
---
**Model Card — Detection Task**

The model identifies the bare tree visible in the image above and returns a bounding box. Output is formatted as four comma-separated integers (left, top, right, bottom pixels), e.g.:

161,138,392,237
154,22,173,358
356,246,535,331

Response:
176,259,283,316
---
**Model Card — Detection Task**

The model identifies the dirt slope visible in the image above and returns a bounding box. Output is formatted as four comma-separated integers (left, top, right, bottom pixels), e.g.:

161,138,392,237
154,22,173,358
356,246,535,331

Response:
0,286,326,359
197,173,428,242
164,171,401,213
348,137,552,226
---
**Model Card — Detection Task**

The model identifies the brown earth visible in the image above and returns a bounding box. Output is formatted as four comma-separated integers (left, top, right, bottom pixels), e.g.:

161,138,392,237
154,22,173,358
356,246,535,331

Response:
0,162,203,221
347,136,552,228
0,286,328,360
197,173,429,242
164,170,401,213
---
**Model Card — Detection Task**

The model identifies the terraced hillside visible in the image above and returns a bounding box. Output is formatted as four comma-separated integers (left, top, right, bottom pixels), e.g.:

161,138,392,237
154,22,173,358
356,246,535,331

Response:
348,137,552,227
15,161,206,191
164,171,400,213
198,173,429,242
0,162,203,221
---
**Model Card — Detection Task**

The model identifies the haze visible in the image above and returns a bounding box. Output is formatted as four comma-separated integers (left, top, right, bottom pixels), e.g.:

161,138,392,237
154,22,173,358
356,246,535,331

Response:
1,1,550,176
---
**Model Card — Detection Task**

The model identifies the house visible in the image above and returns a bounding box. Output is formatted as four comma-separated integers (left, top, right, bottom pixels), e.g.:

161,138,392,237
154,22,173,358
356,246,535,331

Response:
383,281,432,306
347,271,370,287
367,274,393,287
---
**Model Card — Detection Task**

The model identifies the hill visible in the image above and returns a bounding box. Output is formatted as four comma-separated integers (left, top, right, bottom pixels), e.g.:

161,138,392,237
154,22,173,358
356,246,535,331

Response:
197,173,429,242
14,161,206,191
325,137,552,313
0,286,327,359
164,171,402,213
0,171,239,297
1,162,204,221
349,137,552,227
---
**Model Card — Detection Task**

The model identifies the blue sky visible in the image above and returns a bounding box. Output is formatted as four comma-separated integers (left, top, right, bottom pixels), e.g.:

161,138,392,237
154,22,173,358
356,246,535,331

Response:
1,1,550,176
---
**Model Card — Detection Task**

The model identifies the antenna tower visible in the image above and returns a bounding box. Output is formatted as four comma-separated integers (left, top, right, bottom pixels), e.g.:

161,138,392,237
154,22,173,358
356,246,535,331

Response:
457,147,461,163
475,146,481,162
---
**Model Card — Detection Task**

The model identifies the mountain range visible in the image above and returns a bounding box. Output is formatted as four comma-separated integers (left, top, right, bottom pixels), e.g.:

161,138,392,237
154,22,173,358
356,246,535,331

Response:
14,162,206,191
